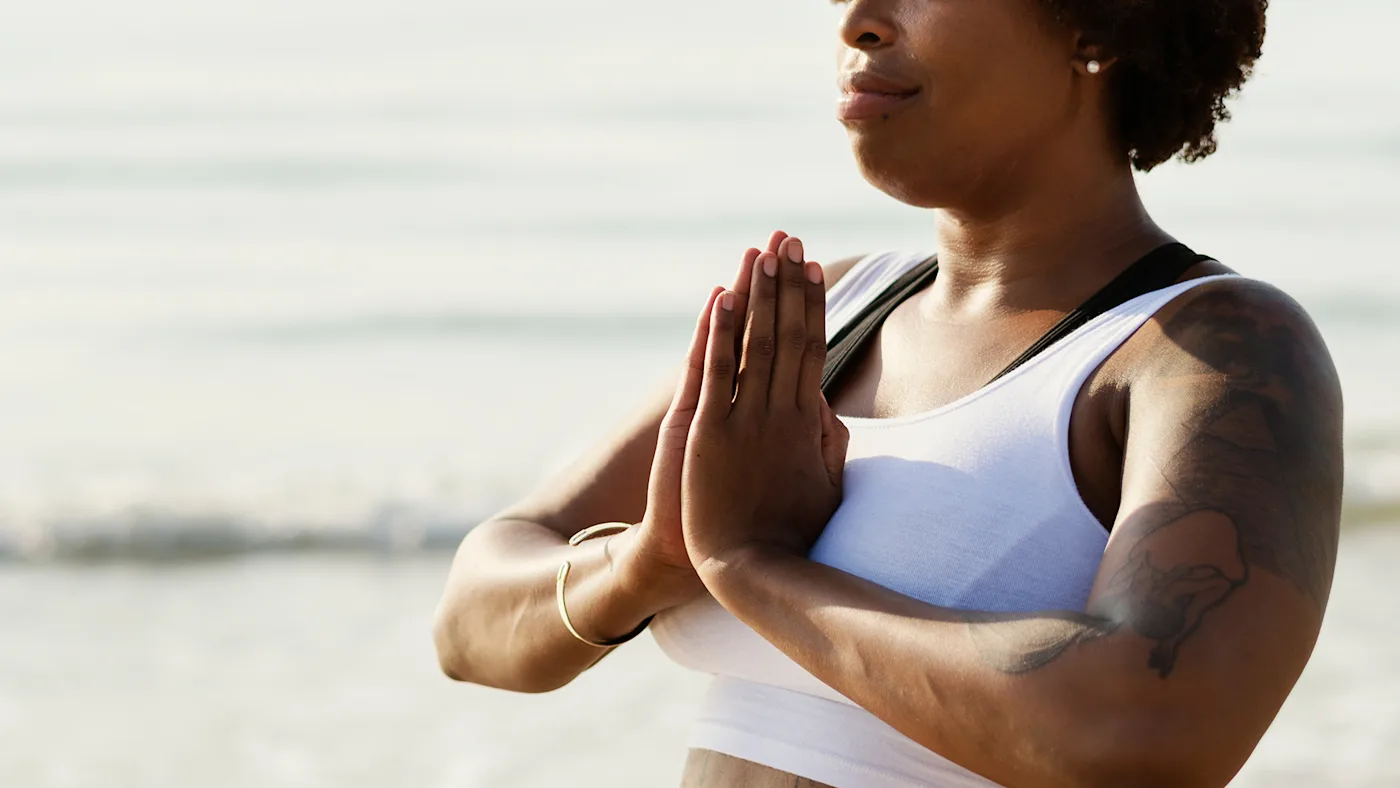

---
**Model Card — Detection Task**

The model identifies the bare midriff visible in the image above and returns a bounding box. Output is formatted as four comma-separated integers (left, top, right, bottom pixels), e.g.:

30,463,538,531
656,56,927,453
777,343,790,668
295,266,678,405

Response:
680,749,835,788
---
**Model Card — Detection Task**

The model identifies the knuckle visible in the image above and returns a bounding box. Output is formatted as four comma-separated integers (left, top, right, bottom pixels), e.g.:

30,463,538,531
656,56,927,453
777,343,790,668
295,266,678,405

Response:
805,338,828,360
707,358,736,379
783,269,808,289
749,334,776,359
659,415,692,436
782,327,807,352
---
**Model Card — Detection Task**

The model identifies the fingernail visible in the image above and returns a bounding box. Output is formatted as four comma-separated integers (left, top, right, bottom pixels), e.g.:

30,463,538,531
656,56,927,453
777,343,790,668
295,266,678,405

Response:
720,291,735,311
806,262,822,285
788,239,803,264
762,254,778,277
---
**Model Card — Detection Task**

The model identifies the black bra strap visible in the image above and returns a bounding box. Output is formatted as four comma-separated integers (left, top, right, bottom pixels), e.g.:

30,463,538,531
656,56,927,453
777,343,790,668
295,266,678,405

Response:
821,243,1216,397
821,254,939,395
988,243,1214,383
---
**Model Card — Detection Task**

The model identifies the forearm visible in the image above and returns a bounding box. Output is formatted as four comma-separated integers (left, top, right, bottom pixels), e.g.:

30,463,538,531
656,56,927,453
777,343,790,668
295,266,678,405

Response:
432,519,672,693
700,548,1218,788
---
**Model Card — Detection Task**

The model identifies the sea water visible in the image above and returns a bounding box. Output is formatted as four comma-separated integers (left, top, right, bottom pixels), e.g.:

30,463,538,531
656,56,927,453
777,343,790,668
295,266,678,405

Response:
0,0,1396,784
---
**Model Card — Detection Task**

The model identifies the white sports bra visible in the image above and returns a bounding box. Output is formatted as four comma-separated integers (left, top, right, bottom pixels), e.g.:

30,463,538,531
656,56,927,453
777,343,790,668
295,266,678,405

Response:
649,249,1239,788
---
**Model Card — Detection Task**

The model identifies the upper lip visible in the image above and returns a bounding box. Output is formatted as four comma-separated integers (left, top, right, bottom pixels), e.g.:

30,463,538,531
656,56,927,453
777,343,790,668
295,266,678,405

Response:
839,69,921,96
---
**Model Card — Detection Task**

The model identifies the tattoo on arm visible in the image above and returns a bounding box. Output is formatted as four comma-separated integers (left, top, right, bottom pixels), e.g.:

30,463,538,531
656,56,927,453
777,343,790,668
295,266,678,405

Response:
960,610,1117,674
961,284,1343,679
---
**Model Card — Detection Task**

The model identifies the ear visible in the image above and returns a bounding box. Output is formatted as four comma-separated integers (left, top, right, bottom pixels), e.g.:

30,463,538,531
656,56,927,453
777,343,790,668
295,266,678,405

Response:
1072,33,1118,76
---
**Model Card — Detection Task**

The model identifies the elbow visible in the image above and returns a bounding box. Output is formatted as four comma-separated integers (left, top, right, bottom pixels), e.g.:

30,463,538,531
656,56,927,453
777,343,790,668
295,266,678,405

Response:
432,600,473,683
1072,759,1217,788
431,599,573,694
1066,710,1237,788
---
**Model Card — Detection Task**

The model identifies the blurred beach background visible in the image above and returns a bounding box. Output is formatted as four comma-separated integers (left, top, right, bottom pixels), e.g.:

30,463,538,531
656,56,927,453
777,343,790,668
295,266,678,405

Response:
2,0,1397,785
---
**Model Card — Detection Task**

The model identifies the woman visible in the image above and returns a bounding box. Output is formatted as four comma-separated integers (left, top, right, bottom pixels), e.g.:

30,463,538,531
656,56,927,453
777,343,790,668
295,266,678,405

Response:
433,0,1344,785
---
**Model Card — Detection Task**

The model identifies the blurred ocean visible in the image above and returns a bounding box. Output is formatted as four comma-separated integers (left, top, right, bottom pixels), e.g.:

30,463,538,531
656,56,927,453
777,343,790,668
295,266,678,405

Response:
2,0,1398,560
1,0,1397,785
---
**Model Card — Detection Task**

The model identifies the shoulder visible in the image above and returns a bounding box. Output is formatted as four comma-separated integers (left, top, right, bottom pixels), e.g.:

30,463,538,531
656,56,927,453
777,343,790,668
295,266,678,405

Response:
820,248,936,300
820,254,867,293
1138,277,1341,401
1117,276,1344,608
1125,277,1344,434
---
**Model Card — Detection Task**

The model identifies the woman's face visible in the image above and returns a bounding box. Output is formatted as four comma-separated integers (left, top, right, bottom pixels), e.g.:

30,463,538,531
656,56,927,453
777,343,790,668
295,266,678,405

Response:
835,0,1088,209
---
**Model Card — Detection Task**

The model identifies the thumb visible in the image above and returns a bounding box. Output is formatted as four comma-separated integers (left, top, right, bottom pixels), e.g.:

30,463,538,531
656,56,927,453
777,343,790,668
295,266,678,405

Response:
819,393,850,487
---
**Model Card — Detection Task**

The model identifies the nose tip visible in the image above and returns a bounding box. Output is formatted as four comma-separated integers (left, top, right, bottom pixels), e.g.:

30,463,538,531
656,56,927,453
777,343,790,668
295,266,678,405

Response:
838,4,896,51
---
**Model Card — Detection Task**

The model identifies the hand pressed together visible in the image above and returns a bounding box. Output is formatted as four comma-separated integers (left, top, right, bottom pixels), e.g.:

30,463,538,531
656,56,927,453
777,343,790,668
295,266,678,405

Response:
613,232,802,605
679,234,850,576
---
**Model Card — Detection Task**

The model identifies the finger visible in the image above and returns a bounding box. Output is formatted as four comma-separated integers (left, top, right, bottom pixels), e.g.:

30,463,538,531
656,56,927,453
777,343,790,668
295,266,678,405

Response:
650,287,723,513
670,286,725,416
737,251,779,410
737,230,782,362
698,291,739,419
732,248,760,298
766,230,788,257
734,230,784,385
730,249,760,365
768,230,787,251
797,260,828,414
770,236,808,407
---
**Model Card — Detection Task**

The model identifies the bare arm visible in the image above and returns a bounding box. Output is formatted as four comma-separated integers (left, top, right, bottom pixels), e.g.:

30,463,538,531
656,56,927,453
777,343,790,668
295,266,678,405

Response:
431,247,865,693
693,278,1343,786
431,374,675,692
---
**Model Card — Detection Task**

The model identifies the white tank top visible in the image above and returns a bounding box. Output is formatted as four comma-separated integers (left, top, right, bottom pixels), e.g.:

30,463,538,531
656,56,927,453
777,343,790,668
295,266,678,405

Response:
650,249,1238,788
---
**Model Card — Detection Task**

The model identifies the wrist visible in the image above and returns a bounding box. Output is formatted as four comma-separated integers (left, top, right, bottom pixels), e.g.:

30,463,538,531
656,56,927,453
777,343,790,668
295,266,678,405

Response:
554,527,659,646
609,524,703,612
695,541,791,597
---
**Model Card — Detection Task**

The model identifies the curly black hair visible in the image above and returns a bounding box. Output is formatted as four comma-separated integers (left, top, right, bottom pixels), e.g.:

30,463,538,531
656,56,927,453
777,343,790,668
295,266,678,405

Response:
1041,0,1268,171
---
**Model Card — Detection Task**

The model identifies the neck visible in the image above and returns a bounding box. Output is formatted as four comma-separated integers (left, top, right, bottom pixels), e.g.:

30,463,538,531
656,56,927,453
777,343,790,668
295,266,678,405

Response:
930,148,1171,315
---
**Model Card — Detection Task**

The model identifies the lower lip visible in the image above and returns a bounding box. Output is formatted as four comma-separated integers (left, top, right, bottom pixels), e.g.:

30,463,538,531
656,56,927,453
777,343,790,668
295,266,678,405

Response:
837,91,920,121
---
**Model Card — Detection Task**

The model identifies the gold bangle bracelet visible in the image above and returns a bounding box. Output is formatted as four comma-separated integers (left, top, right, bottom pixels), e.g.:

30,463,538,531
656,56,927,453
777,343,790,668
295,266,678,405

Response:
567,522,632,546
555,522,655,648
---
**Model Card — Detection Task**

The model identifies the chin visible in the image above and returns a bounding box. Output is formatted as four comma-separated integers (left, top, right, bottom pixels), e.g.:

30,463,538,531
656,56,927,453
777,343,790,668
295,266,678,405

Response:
847,130,953,210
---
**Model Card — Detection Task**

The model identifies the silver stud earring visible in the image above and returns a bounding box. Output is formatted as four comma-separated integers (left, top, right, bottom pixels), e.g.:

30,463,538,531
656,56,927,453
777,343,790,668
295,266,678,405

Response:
1086,60,1102,75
